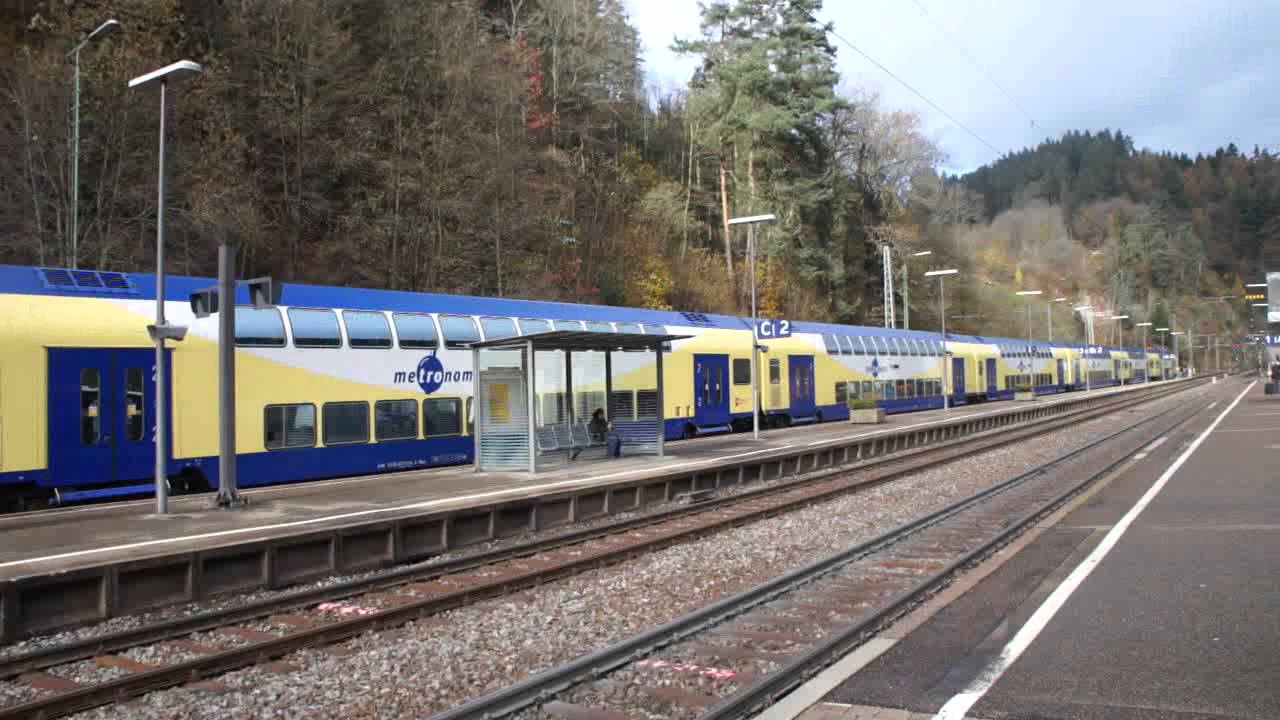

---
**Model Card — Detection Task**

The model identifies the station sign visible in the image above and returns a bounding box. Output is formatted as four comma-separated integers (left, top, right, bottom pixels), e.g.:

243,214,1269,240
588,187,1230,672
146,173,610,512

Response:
756,319,792,339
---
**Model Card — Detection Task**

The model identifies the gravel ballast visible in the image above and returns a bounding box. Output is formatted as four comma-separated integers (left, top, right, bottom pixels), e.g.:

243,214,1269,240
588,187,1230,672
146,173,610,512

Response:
52,383,1216,720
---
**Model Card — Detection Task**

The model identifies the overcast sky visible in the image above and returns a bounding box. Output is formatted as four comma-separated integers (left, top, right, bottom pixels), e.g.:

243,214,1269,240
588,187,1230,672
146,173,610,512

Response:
626,0,1280,174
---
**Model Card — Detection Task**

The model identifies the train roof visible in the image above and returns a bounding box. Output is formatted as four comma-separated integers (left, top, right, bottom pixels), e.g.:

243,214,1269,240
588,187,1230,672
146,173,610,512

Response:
0,264,1156,354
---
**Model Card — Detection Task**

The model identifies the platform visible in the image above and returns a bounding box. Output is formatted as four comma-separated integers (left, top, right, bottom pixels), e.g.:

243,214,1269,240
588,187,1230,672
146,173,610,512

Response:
786,377,1276,720
0,380,1181,644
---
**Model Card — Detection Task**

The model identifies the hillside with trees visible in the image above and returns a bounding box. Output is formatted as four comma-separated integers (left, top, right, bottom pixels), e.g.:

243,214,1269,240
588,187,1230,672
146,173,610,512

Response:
1,0,1272,357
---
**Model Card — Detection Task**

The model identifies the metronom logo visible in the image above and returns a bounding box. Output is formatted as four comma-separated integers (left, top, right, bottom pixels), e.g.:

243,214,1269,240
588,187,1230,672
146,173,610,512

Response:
393,353,473,394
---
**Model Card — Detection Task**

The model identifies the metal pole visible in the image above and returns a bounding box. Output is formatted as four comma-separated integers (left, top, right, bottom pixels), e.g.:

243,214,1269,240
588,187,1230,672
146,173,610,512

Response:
655,344,665,457
1047,301,1052,341
526,341,536,473
215,242,238,506
71,50,81,269
153,79,169,515
903,258,909,330
473,346,482,472
941,276,948,413
749,223,759,439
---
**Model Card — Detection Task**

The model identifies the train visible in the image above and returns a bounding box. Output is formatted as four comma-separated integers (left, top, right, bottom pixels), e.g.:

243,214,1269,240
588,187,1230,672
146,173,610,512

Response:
0,264,1179,509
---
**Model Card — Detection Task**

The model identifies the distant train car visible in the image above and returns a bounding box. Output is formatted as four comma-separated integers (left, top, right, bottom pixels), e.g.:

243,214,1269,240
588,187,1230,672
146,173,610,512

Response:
0,263,1157,509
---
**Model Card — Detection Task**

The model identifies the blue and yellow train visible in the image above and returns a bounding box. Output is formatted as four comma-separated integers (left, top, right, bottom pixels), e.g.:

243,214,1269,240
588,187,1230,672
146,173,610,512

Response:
0,264,1178,509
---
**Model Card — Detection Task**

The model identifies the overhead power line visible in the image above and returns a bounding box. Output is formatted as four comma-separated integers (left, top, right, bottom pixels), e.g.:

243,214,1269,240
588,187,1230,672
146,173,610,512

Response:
910,0,1055,137
808,12,1003,158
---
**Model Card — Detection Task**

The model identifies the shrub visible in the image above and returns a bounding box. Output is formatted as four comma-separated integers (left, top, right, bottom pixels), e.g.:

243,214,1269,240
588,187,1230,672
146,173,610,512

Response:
849,399,879,410
1014,384,1034,393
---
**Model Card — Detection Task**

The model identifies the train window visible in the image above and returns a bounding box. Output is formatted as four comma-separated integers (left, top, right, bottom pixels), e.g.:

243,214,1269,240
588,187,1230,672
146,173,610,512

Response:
393,313,439,349
835,382,848,405
125,368,145,441
235,307,286,347
862,381,874,398
733,358,751,385
265,404,316,449
851,337,866,355
615,323,643,334
520,319,552,335
466,397,475,435
585,321,614,333
636,390,658,418
769,358,781,384
423,398,462,437
344,311,393,349
289,308,342,348
323,402,369,445
439,315,481,348
878,337,891,355
838,336,854,355
80,368,100,445
375,400,418,441
910,339,923,356
554,320,585,331
823,334,840,355
480,317,518,341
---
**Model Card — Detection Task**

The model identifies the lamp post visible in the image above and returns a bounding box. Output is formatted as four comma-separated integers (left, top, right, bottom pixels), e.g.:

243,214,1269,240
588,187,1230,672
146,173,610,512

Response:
1015,290,1042,342
903,250,931,330
1111,315,1130,383
729,213,777,440
1075,305,1094,391
925,269,959,412
129,60,202,514
67,18,122,269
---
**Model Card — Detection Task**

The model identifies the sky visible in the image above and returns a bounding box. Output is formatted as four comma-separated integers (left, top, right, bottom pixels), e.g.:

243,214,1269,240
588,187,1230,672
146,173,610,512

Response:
626,0,1280,174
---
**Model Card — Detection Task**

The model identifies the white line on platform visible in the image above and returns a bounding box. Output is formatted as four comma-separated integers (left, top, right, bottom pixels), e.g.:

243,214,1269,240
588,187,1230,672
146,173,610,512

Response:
1132,435,1168,461
0,444,794,573
931,380,1255,720
1207,401,1220,411
1211,427,1280,433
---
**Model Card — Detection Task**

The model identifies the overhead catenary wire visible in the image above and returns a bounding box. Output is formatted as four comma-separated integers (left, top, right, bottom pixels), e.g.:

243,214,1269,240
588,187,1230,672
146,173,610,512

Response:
909,0,1055,137
806,11,1002,157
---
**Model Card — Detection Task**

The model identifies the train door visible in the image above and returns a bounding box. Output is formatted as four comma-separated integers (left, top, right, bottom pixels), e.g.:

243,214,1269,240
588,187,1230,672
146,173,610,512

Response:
951,357,966,398
1056,359,1065,387
1113,358,1122,385
788,355,816,419
693,354,730,427
47,348,158,486
985,358,998,398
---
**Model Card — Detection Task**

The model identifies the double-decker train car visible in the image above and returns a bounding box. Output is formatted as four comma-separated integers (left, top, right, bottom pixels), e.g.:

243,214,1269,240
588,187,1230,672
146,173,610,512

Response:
0,264,1177,509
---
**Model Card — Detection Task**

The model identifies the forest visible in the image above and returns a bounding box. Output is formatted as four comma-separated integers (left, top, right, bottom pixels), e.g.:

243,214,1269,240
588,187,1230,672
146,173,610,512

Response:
1,0,1274,356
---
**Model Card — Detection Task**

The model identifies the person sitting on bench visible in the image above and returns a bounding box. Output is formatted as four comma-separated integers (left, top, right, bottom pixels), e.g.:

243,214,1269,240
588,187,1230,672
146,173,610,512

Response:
572,408,611,459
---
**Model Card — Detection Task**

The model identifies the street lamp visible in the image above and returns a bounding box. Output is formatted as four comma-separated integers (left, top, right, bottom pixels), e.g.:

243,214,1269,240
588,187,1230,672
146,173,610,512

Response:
1075,305,1095,391
729,213,777,440
1246,283,1267,288
1110,314,1130,383
1015,290,1042,342
925,269,959,412
129,60,202,514
903,250,932,330
67,18,122,269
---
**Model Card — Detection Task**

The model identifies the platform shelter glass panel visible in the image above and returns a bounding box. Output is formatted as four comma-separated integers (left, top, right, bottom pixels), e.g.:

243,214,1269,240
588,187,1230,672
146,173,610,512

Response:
476,350,531,471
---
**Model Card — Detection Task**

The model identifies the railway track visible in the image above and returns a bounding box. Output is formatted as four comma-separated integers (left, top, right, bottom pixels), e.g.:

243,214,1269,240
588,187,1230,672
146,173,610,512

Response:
0,379,1208,720
430,379,1222,720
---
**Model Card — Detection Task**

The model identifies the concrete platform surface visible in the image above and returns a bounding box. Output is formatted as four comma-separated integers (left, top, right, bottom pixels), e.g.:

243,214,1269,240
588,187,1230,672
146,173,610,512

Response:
0,382,1154,583
816,378,1278,720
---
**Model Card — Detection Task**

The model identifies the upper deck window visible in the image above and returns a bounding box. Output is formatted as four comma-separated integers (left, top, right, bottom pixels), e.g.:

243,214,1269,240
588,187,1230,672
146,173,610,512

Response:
615,323,642,334
235,307,286,347
585,321,614,333
554,320,585,332
439,315,480,348
480,317,518,341
393,313,438,349
343,311,392,349
823,334,840,355
288,308,341,348
838,336,854,355
520,319,552,335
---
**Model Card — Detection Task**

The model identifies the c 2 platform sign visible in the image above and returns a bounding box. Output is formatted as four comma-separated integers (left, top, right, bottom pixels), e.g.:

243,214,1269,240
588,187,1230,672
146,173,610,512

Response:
756,319,791,339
